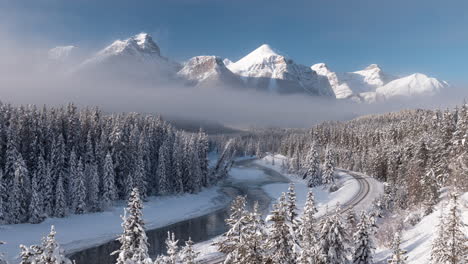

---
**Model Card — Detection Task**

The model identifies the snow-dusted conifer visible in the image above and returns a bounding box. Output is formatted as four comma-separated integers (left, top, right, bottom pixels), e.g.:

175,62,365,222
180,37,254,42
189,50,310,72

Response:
322,147,336,191
243,202,267,263
29,173,45,224
352,212,374,264
265,193,296,264
180,237,199,264
303,144,321,187
215,196,247,262
297,190,319,264
420,169,439,215
164,232,179,264
73,159,86,214
37,226,72,264
102,152,117,209
86,163,100,212
317,207,350,264
437,191,467,264
113,188,152,264
54,175,66,218
387,231,407,264
157,139,171,196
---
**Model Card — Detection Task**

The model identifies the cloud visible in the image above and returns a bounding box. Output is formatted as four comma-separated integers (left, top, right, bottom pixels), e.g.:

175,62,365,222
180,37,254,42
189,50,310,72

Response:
0,30,465,129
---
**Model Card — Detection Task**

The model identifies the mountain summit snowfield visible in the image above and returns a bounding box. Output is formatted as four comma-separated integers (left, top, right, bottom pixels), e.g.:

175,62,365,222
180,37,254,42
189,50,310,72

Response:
50,32,450,103
227,44,334,96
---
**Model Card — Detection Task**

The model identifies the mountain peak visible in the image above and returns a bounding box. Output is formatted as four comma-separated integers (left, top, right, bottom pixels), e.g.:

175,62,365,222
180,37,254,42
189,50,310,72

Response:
364,64,381,71
99,33,161,57
48,45,77,61
252,44,278,56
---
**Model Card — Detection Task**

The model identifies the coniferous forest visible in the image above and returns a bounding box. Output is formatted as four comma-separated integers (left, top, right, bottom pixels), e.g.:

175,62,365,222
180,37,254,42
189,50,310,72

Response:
0,103,233,225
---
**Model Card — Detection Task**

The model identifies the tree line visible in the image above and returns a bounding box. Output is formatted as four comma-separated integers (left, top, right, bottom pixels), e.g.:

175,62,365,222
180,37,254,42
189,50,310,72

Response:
0,103,234,225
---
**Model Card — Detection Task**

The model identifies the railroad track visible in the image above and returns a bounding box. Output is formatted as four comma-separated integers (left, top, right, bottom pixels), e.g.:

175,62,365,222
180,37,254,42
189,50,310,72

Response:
200,166,372,264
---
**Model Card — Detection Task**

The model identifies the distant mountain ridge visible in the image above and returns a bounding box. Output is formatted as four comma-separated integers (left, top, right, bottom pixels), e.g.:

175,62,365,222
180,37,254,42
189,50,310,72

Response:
49,32,449,103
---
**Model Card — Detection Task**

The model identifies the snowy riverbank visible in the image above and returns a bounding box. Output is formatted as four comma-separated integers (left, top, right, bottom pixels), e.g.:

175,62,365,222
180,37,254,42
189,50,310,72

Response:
0,186,229,263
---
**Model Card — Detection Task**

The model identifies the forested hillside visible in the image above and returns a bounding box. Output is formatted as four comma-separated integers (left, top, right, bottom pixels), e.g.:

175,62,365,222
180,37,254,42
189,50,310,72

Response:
0,103,232,225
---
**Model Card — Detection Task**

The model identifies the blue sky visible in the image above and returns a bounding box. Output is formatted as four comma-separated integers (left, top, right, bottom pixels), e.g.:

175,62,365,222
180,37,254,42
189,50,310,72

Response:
1,0,467,82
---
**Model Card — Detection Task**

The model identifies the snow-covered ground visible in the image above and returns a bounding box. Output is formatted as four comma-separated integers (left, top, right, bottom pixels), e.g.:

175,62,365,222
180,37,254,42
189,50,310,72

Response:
0,186,229,263
375,191,468,264
195,154,384,262
256,154,383,216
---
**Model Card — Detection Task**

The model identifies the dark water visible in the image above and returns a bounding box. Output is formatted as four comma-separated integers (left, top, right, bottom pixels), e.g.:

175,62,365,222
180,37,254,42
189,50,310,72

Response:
68,160,288,264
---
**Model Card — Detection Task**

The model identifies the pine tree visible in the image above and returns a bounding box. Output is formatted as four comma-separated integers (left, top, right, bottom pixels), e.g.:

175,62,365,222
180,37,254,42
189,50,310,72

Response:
420,169,439,215
265,193,296,264
164,232,179,264
180,237,199,264
86,163,100,213
317,208,350,264
322,147,337,191
54,175,66,218
242,202,267,263
215,196,248,263
8,157,28,224
438,191,468,264
29,173,45,224
112,188,152,264
352,213,374,264
387,231,407,264
157,139,171,196
102,152,117,209
36,226,72,264
73,159,86,214
303,144,321,187
297,191,318,264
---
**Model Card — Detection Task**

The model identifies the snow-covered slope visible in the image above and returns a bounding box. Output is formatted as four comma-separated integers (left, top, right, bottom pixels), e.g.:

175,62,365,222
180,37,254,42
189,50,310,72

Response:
375,73,449,98
312,63,448,102
74,33,180,79
228,44,334,96
177,56,244,88
312,63,396,99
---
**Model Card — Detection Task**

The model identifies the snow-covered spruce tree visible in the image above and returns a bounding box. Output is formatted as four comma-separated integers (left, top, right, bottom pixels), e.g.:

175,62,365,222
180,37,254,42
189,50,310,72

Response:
54,175,66,218
317,207,350,264
72,159,86,214
303,144,321,187
112,188,152,264
36,226,72,264
180,237,199,264
164,232,179,264
297,190,319,264
29,173,45,224
265,193,296,264
101,152,117,209
387,231,407,264
8,157,28,224
215,195,248,263
39,157,54,218
157,138,171,196
322,147,337,191
352,212,375,264
242,202,267,263
346,210,358,235
437,191,467,264
86,163,100,213
420,169,439,215
430,207,446,264
286,183,299,232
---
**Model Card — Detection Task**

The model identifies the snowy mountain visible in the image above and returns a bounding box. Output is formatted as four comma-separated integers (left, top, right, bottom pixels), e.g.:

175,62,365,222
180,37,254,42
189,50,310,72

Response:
375,73,449,98
312,63,448,102
227,44,334,96
73,33,180,80
177,56,244,88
